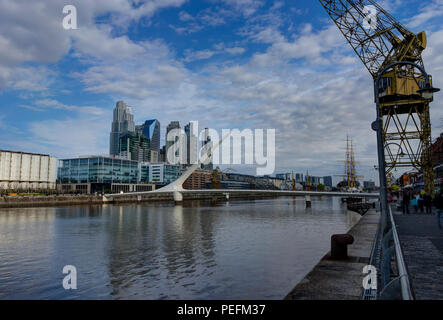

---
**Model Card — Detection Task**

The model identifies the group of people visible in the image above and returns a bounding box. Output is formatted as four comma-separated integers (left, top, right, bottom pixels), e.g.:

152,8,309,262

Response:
400,191,433,214
399,189,443,229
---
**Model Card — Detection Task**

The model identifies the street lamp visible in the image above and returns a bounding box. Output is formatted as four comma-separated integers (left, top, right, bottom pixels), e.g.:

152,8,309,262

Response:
372,61,440,234
386,142,406,165
418,83,440,100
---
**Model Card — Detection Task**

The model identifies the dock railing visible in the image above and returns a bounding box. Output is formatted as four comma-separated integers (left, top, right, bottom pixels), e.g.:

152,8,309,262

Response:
379,205,414,300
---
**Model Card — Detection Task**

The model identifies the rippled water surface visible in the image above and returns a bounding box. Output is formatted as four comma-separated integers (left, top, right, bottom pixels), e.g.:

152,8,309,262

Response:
0,197,359,299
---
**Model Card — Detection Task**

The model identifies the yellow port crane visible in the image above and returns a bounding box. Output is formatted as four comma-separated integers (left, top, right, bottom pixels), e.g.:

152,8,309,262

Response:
319,0,439,194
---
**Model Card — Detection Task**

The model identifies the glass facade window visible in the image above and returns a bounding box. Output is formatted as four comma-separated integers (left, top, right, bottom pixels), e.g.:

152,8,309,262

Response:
57,156,139,185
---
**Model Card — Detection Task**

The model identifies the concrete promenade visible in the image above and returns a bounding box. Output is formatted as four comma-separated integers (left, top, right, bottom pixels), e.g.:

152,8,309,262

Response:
285,209,380,300
393,208,443,300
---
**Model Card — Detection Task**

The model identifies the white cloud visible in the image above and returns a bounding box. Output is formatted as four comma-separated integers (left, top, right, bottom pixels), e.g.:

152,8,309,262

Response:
407,0,443,28
28,115,110,158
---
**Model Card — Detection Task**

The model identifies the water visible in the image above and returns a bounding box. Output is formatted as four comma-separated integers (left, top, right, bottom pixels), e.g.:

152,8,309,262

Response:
0,197,359,300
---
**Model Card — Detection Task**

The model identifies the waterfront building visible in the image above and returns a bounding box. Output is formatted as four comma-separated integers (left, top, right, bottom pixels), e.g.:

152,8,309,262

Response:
137,119,161,155
57,156,155,194
276,173,291,181
110,101,135,156
323,176,333,188
183,169,212,190
148,163,182,185
295,173,304,183
0,150,57,191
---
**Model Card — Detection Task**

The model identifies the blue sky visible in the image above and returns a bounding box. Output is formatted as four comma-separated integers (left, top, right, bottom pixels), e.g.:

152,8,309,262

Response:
1,0,443,182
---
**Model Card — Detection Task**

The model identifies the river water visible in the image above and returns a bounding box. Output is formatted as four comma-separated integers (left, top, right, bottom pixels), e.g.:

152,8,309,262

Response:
0,197,359,300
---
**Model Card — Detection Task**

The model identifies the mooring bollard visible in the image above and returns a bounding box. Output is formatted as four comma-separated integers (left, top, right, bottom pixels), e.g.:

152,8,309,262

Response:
305,195,311,208
331,234,354,260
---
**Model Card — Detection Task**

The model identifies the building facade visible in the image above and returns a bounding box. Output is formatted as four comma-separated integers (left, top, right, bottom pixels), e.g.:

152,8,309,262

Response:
119,132,150,162
147,163,182,185
0,150,57,191
57,156,155,194
166,121,181,164
137,119,161,155
110,101,135,156
201,127,213,171
185,122,198,166
183,169,212,190
323,176,333,188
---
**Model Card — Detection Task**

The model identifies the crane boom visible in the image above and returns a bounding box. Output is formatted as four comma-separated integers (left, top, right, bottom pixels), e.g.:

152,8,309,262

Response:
318,0,437,195
319,0,426,78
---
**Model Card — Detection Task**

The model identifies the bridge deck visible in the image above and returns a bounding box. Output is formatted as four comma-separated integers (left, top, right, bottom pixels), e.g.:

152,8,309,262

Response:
285,209,380,300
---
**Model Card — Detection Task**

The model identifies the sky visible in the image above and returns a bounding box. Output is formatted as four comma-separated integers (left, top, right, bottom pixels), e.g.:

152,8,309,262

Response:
0,0,443,184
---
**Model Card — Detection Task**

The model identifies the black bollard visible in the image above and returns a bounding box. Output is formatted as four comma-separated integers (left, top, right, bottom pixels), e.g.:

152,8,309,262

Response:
331,234,354,260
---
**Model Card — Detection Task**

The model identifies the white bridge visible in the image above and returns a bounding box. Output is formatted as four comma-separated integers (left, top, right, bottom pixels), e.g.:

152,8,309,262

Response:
104,133,380,204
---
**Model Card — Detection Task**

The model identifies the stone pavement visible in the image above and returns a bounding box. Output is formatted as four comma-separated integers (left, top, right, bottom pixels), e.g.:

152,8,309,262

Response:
393,209,443,300
285,209,380,300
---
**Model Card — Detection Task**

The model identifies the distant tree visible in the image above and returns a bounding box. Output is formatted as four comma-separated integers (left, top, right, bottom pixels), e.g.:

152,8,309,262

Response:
317,184,326,191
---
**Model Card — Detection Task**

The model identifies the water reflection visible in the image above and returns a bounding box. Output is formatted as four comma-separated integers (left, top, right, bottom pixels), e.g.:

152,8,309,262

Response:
0,197,358,300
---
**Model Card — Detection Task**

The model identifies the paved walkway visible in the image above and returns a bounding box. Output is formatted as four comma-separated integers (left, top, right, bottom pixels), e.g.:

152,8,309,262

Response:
393,208,443,300
285,209,380,300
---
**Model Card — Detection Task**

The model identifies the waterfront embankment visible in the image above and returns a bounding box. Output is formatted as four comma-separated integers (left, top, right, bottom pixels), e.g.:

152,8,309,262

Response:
0,192,283,208
285,209,380,300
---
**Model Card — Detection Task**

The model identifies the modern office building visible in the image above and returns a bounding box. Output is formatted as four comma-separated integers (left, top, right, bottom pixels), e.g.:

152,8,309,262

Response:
323,176,333,188
276,173,291,181
201,128,213,171
166,121,181,164
295,173,304,182
110,101,136,156
119,132,150,162
0,150,57,191
136,119,161,155
147,163,182,185
57,156,155,194
185,122,198,166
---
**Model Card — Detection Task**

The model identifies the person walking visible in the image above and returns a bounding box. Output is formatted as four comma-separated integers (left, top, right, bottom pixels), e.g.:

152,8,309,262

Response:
424,193,432,215
402,191,410,215
418,193,424,213
433,191,443,229
412,193,419,213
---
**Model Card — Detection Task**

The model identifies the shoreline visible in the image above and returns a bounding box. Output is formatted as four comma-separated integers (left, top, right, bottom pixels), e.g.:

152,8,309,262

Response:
0,192,293,209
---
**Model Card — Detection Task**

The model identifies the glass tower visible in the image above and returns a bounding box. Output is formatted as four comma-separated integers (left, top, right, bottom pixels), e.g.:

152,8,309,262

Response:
136,120,161,156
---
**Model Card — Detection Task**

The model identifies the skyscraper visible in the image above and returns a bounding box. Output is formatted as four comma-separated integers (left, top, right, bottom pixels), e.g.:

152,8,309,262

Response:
136,119,160,155
110,101,135,156
201,128,213,171
185,122,198,166
119,132,150,162
166,121,181,164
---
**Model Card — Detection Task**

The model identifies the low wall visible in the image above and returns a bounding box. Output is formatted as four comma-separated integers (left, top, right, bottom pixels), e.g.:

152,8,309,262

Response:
0,192,283,208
